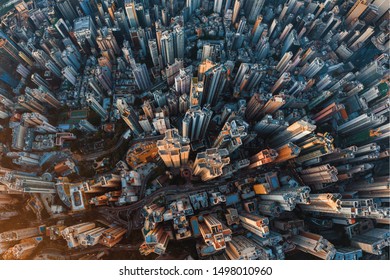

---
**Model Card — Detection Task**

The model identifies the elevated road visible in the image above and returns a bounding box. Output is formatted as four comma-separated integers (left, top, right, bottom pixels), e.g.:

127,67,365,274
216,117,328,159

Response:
73,134,164,162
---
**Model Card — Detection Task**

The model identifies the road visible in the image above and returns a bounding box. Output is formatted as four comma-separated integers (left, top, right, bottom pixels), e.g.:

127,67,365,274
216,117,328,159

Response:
73,134,164,162
149,80,167,91
96,180,226,226
108,171,260,214
139,171,153,199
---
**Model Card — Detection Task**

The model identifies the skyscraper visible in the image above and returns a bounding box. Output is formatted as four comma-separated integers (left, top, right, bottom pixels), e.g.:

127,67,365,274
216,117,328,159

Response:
31,73,50,90
79,119,98,133
148,39,160,68
173,25,185,60
73,16,98,53
95,66,113,91
232,0,242,24
213,120,247,153
345,0,368,25
56,0,78,23
299,57,324,78
175,68,192,94
165,59,184,86
245,93,267,121
27,87,61,109
198,59,217,80
0,38,32,67
133,63,152,90
193,148,230,181
152,111,170,135
62,66,78,86
117,98,144,136
189,77,204,108
214,0,223,14
245,0,265,23
125,0,139,28
203,64,228,106
182,105,213,142
157,129,190,168
179,94,189,114
86,94,108,120
45,60,62,78
96,27,121,58
160,31,175,66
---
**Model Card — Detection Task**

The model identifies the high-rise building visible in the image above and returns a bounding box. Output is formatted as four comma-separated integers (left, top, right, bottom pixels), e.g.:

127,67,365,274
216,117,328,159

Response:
16,64,30,78
62,66,78,86
160,31,175,66
175,68,192,94
226,235,258,260
232,0,242,24
86,94,108,120
182,105,213,142
138,115,153,133
0,94,14,108
349,26,375,51
31,74,50,90
276,51,293,72
95,66,113,91
355,57,387,87
114,9,131,40
203,64,227,106
62,45,82,70
125,0,139,28
0,109,10,119
140,225,170,256
173,25,185,60
0,38,32,66
117,98,144,136
18,95,45,113
148,39,160,68
157,129,190,168
189,77,203,107
133,63,152,90
234,63,251,86
165,59,184,86
167,92,178,115
214,0,223,14
179,94,189,114
245,93,267,121
152,112,171,135
141,100,155,119
32,49,50,68
22,112,56,133
73,16,98,53
153,90,167,108
245,0,265,23
345,0,368,25
56,0,78,23
213,120,247,153
96,27,121,58
198,59,217,80
61,223,96,248
268,120,317,149
0,226,45,242
45,60,62,78
193,148,230,181
79,0,92,16
299,57,324,78
79,119,98,133
186,0,195,15
238,212,269,237
248,148,278,169
198,215,232,254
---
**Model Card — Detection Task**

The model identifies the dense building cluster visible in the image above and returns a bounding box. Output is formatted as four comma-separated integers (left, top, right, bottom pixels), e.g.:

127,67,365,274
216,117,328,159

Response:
0,0,389,260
